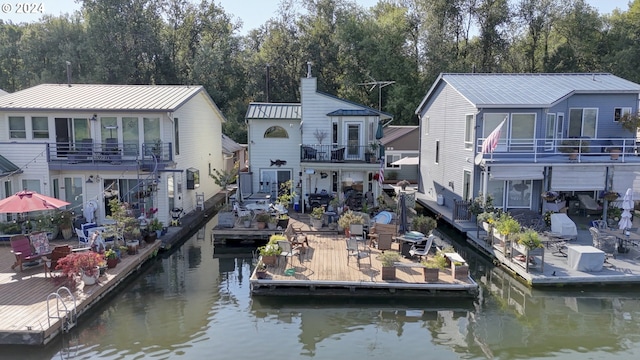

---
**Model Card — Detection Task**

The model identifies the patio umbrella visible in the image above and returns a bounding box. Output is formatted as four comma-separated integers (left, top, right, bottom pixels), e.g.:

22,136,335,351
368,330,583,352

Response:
0,190,70,214
376,122,384,140
618,188,634,230
398,193,408,233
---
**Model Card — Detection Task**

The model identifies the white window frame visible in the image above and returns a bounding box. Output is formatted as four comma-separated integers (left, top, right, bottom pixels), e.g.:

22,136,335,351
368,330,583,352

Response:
509,113,536,152
483,113,508,152
385,153,401,169
464,114,473,150
544,113,556,151
568,108,597,138
424,115,429,135
31,116,49,139
614,107,632,122
9,116,26,139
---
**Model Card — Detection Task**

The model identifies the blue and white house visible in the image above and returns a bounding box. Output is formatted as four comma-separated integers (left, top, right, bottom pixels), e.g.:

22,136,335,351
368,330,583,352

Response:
246,68,392,212
415,73,640,219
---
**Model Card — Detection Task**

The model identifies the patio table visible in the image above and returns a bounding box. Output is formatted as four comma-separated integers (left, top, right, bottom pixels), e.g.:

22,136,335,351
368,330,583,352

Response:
567,245,605,272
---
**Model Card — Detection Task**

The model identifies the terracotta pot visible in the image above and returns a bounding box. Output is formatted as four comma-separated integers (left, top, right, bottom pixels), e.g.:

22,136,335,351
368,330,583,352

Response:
257,221,266,230
106,258,118,269
610,149,621,160
261,255,277,266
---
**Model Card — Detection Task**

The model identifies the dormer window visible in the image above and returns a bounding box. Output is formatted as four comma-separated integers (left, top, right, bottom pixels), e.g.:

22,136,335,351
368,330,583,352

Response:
264,126,288,138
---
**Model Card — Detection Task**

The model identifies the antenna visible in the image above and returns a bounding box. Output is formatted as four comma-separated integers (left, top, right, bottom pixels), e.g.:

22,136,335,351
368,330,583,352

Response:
266,63,270,103
358,75,395,111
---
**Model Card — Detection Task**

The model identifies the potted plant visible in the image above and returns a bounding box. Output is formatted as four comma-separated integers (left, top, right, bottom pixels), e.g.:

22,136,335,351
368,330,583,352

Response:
267,216,277,230
148,218,163,238
559,138,590,159
495,213,521,252
379,251,401,280
368,142,379,163
258,234,284,266
104,248,118,269
421,252,447,282
516,229,543,252
255,261,268,279
55,209,74,240
310,207,324,229
0,221,22,235
618,112,640,134
255,212,271,230
240,214,252,228
277,214,289,229
337,210,365,236
56,251,105,287
600,190,621,202
451,261,469,280
411,215,437,235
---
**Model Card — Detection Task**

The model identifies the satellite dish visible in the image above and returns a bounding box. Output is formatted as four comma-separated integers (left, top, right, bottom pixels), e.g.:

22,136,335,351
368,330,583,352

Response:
474,153,484,165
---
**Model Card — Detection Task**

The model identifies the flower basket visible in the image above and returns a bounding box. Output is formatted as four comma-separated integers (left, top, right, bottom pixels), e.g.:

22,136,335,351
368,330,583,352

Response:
541,191,559,202
600,191,620,202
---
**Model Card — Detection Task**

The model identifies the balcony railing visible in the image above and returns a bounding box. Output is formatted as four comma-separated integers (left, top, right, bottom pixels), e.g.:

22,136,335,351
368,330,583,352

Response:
46,141,173,164
475,136,638,163
300,144,379,163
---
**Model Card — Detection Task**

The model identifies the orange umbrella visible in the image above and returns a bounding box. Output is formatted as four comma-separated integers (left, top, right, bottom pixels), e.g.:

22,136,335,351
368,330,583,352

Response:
0,190,70,214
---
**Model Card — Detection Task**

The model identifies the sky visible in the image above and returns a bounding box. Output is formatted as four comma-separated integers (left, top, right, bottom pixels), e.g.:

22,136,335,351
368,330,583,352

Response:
0,0,633,34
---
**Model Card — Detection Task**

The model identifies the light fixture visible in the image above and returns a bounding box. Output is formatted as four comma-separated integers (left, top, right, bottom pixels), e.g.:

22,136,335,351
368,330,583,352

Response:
86,175,94,183
90,114,97,121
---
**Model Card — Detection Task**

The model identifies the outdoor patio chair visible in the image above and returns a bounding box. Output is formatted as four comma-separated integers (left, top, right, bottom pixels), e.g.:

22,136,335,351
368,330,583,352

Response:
577,194,602,216
277,240,300,267
76,228,90,248
10,234,44,272
349,224,365,242
331,147,345,162
43,245,72,278
409,234,435,260
302,146,317,160
346,237,371,268
589,227,617,259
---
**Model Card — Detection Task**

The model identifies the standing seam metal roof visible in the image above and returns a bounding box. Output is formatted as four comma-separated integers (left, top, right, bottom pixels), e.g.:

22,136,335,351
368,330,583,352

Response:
0,84,207,111
417,73,640,112
246,102,301,120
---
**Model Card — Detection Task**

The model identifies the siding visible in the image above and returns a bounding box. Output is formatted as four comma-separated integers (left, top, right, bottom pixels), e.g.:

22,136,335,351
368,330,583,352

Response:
247,119,301,195
173,92,224,215
419,82,476,206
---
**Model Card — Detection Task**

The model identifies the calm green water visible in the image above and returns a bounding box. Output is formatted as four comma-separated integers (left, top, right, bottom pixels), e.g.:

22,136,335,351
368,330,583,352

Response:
3,215,640,359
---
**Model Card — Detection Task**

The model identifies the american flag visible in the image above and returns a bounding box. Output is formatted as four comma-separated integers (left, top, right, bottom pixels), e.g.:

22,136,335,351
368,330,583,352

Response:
378,158,385,185
481,118,506,154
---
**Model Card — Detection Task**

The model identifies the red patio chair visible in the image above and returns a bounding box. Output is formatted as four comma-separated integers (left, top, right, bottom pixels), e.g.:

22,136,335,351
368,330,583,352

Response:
10,234,43,272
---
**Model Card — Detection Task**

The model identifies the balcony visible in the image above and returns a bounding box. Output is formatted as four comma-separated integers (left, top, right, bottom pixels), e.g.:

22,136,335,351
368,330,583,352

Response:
46,141,173,171
475,136,640,164
300,144,380,164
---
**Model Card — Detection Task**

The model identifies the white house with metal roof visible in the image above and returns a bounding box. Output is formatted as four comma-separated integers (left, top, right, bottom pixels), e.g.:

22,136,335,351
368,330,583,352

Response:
245,71,392,212
0,83,226,226
415,73,640,221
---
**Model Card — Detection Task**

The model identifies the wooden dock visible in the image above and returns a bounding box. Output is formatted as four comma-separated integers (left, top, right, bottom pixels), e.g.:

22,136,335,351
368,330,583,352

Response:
0,239,161,346
248,220,479,298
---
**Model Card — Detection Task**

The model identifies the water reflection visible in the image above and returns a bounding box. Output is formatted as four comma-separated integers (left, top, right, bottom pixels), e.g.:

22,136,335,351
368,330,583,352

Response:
2,215,640,359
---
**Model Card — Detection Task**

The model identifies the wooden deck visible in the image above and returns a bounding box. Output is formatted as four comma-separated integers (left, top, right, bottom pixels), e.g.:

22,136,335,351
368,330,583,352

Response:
249,218,478,297
0,239,161,345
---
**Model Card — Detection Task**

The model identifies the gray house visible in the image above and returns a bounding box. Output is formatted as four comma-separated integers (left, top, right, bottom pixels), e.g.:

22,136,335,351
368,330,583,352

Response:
380,125,419,184
415,73,640,220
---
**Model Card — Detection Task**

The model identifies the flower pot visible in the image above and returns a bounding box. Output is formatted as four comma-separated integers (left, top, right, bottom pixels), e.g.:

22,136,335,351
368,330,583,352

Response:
423,267,439,282
61,227,73,241
261,255,277,266
277,218,289,229
610,149,621,160
156,230,162,238
257,221,266,230
381,266,396,280
311,218,323,229
145,231,157,244
243,220,252,228
106,257,118,269
82,268,99,286
126,240,139,255
267,222,277,230
568,150,578,160
256,270,268,279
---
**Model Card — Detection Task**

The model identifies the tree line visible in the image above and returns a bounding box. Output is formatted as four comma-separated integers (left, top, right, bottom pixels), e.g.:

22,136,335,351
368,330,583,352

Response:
1,0,639,143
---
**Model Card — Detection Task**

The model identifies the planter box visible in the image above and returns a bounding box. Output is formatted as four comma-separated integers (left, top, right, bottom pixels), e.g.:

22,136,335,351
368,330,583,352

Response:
423,267,439,282
381,266,396,280
311,218,323,229
452,264,469,280
261,255,277,266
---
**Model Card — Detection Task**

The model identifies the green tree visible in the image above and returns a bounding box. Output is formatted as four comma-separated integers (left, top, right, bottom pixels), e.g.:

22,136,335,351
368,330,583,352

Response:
209,162,239,208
